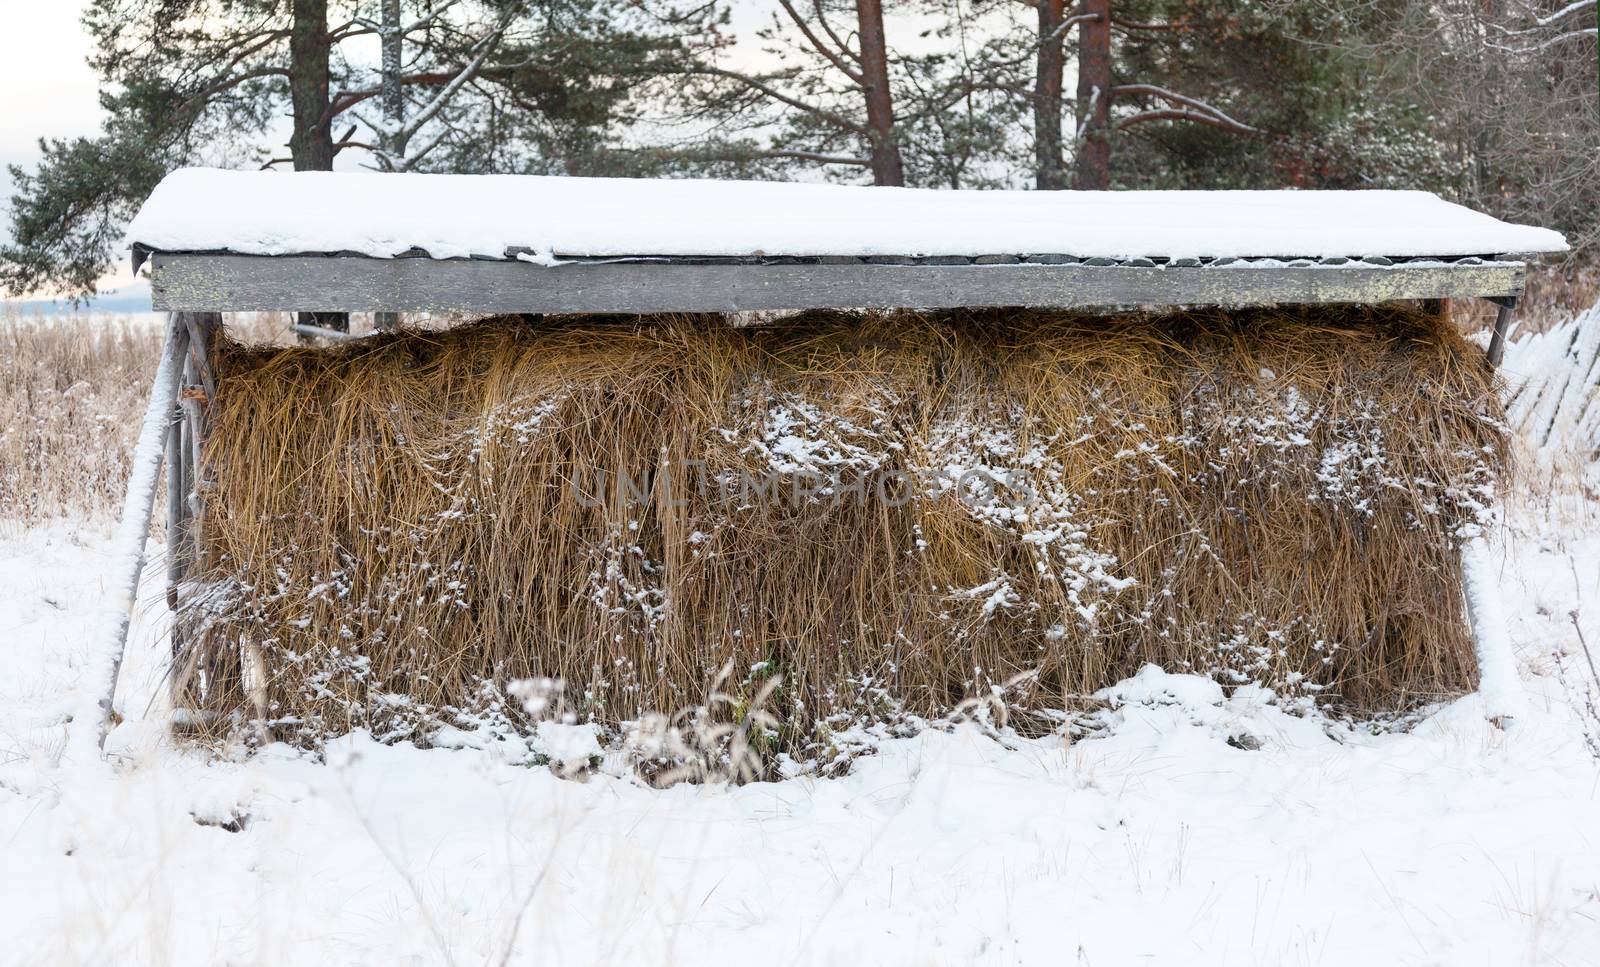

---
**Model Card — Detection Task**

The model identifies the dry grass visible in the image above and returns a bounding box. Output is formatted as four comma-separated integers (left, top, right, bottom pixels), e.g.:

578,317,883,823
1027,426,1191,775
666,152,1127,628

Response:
0,311,166,527
173,304,1504,755
0,308,295,530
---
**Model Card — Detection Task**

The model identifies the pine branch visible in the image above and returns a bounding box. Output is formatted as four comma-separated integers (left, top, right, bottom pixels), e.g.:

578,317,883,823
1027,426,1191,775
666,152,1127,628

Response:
671,66,870,135
179,66,294,116
777,0,864,86
762,148,871,165
811,0,860,64
333,0,465,44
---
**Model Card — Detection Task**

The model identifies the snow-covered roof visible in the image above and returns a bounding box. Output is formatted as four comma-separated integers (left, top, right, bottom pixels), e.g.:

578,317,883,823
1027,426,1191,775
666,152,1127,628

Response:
128,168,1567,265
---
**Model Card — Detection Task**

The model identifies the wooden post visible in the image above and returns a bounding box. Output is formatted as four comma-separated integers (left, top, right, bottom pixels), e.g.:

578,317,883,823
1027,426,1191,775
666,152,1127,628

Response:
63,314,190,763
1462,294,1523,728
165,383,186,613
171,313,221,663
1461,535,1525,727
1486,296,1517,368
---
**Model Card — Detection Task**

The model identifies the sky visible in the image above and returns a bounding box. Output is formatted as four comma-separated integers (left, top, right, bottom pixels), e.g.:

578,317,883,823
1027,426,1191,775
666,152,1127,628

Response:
0,0,131,300
0,1,104,225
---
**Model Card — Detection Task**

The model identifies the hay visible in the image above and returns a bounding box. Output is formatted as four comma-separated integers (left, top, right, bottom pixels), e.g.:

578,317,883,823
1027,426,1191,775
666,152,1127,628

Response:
175,305,1505,753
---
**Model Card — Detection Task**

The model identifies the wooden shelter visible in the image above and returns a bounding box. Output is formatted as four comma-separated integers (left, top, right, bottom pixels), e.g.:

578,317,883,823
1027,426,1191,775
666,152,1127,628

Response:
66,167,1568,758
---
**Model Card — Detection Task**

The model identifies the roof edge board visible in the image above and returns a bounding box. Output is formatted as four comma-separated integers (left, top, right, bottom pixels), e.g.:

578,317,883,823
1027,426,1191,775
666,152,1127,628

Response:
148,252,1525,314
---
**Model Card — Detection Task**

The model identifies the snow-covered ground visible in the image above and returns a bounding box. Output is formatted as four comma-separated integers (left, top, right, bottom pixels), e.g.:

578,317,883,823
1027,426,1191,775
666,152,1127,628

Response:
2,494,1597,964
3,325,1600,965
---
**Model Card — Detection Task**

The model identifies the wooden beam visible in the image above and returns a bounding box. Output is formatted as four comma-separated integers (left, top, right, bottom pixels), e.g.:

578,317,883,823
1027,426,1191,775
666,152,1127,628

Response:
1486,299,1517,368
150,254,1526,314
164,384,185,613
167,312,220,660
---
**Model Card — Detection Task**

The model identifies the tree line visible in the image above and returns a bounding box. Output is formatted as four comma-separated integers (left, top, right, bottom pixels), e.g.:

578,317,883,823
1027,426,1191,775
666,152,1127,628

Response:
3,0,1595,300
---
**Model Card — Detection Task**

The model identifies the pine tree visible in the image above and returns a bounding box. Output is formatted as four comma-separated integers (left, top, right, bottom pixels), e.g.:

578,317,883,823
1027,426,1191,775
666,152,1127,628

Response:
1,0,724,301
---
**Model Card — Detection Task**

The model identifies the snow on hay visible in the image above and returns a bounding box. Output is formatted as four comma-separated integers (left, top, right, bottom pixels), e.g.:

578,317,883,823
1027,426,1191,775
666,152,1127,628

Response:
166,303,1504,764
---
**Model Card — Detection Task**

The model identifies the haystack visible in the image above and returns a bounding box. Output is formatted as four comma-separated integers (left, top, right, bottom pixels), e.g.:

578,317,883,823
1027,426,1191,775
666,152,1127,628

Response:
171,304,1502,750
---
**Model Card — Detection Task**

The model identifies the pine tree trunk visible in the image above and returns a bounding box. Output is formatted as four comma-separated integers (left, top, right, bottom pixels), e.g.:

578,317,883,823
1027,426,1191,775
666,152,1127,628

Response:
288,0,346,335
855,0,905,187
1073,0,1112,190
1033,0,1067,190
289,0,334,172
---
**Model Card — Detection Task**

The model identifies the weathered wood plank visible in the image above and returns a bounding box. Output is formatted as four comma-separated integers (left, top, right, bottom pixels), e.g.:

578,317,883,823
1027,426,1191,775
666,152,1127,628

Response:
164,387,185,612
150,254,1525,313
168,312,220,660
182,312,219,402
1486,300,1517,368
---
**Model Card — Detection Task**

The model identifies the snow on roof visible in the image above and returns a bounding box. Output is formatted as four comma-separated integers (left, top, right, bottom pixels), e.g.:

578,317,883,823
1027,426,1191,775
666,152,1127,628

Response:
127,167,1568,264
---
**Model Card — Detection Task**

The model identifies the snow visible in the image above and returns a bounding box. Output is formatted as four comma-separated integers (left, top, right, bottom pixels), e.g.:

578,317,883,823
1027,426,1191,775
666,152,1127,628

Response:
7,309,1600,963
2,486,1598,963
1502,298,1600,463
1460,535,1528,724
1536,0,1596,28
126,168,1569,263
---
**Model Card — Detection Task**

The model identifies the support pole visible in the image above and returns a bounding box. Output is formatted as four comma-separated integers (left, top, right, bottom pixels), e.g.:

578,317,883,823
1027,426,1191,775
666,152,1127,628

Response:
171,313,220,669
165,385,186,613
1486,296,1517,368
1460,293,1524,728
63,313,190,764
1460,535,1526,727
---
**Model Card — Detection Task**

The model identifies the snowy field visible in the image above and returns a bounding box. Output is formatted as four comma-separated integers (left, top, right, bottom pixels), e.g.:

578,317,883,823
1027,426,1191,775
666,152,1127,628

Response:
3,311,1600,965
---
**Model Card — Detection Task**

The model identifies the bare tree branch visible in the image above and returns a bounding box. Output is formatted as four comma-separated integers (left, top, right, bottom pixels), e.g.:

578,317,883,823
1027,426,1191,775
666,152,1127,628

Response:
385,10,516,146
981,10,1098,74
394,124,453,171
1074,84,1101,144
1116,107,1262,138
1111,83,1259,134
1536,0,1596,27
1489,27,1597,53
